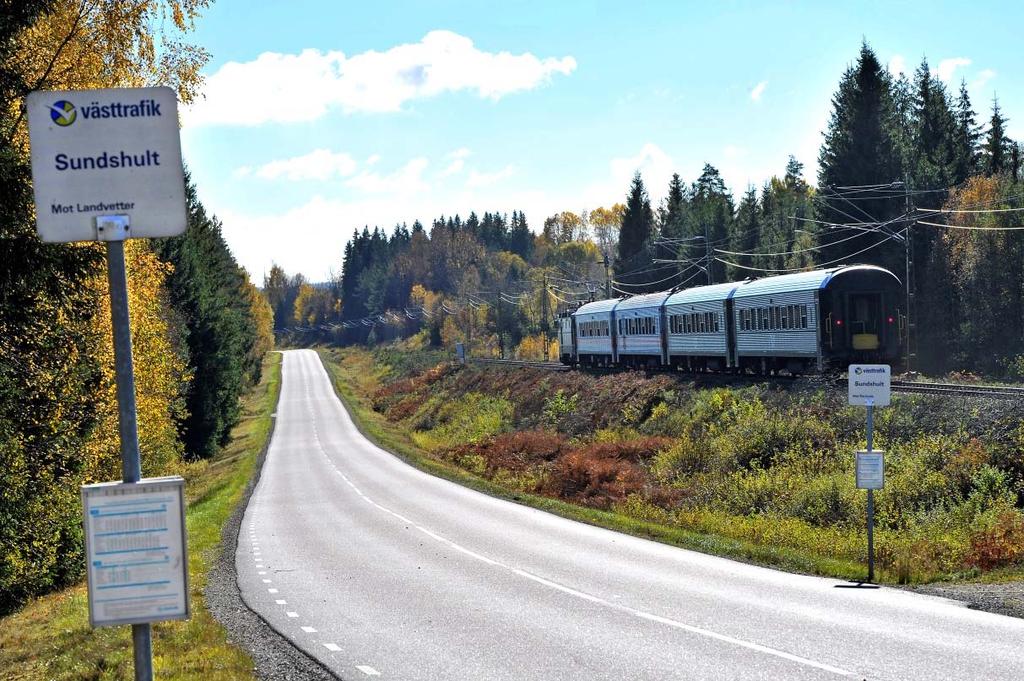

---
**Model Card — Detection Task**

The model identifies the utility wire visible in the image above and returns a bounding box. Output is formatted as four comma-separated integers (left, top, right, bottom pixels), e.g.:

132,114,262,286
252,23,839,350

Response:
917,219,1024,231
715,228,906,274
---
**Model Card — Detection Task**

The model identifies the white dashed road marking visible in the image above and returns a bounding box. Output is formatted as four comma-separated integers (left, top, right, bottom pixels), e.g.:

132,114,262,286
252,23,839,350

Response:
275,599,287,605
287,611,299,618
301,626,317,633
324,643,342,652
356,665,381,676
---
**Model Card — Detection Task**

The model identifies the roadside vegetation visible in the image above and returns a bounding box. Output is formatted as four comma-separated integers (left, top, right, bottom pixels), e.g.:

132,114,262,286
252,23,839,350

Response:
0,353,280,680
324,344,1024,584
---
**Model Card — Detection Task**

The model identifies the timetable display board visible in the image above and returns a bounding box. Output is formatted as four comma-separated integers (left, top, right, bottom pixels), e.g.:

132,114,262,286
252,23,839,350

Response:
81,477,190,627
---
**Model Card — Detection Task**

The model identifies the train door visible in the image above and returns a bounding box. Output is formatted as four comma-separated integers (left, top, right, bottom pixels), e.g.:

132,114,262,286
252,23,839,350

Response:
725,299,736,368
846,291,882,352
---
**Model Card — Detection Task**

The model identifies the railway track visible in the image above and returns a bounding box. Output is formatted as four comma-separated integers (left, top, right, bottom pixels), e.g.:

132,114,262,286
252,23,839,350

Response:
890,380,1024,399
470,357,571,372
468,358,1024,399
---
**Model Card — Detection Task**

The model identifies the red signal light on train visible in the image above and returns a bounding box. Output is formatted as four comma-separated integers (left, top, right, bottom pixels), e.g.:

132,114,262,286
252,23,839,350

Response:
835,319,843,326
888,316,894,323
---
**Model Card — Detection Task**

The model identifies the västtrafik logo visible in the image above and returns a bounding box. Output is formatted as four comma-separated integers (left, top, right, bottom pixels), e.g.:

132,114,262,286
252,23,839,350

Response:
50,100,76,126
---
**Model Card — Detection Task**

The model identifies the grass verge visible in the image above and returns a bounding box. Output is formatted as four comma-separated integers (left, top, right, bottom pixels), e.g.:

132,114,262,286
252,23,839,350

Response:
0,352,282,680
317,347,867,581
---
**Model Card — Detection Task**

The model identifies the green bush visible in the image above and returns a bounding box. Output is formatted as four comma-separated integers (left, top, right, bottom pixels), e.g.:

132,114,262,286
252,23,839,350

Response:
412,392,513,451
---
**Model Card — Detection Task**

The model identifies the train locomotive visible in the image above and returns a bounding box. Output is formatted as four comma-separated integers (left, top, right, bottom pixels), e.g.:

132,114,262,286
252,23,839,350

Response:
557,265,903,374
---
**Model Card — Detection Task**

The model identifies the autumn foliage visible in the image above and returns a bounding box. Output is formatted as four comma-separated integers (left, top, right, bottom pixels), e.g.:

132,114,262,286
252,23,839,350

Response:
0,2,272,614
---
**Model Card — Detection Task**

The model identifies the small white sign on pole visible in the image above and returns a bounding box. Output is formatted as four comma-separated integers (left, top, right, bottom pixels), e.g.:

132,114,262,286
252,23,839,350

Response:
856,450,885,490
81,477,190,627
848,364,891,406
26,86,186,243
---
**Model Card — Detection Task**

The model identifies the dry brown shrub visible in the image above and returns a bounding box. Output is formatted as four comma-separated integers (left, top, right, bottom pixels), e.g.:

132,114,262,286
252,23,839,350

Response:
547,448,648,508
439,430,568,475
579,437,675,463
966,510,1024,570
372,362,457,412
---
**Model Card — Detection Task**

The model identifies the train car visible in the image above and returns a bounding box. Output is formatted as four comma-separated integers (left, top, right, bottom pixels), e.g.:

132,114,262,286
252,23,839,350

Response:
615,292,670,367
732,264,901,373
664,281,747,370
573,298,619,366
557,312,575,364
558,264,903,374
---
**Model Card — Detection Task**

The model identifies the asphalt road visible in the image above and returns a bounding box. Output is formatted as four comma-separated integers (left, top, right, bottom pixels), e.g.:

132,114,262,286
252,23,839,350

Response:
237,349,1024,680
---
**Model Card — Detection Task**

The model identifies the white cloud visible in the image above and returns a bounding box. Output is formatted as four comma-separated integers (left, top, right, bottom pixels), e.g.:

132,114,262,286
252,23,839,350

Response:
185,31,577,126
971,68,996,91
366,154,381,166
441,147,472,176
345,157,430,194
466,165,515,188
934,57,971,83
246,148,357,181
888,55,907,77
750,81,767,102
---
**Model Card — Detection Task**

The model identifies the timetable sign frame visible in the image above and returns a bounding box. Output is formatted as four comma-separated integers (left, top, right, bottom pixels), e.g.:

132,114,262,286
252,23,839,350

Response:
81,476,190,627
856,450,885,490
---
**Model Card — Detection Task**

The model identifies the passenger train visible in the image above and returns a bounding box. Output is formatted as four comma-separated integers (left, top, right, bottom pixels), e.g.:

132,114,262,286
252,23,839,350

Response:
557,265,903,374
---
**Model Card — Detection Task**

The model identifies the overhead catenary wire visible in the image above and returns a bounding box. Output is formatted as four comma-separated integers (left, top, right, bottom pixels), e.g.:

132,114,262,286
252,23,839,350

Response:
917,219,1024,231
715,228,907,274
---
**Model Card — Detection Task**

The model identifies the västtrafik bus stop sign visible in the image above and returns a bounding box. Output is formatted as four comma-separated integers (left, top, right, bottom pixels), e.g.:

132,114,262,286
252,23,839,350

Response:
26,86,186,242
848,364,891,407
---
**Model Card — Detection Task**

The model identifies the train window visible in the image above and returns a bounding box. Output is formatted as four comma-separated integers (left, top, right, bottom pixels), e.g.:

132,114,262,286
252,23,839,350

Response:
801,305,808,329
781,306,788,330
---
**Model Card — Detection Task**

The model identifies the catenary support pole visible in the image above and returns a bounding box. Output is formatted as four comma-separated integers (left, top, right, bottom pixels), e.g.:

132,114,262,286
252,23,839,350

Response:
866,403,875,583
105,239,154,681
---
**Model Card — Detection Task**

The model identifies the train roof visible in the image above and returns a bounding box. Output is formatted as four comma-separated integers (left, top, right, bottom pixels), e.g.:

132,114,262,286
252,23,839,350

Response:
574,297,622,315
666,281,746,305
573,265,900,314
730,265,899,298
616,291,671,312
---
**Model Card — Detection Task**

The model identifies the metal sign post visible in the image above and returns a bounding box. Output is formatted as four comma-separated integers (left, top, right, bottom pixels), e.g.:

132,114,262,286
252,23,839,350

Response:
849,364,890,583
26,87,187,681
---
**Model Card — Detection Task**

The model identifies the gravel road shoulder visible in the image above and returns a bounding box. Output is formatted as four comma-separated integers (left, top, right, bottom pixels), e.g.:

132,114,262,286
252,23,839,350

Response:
908,581,1024,619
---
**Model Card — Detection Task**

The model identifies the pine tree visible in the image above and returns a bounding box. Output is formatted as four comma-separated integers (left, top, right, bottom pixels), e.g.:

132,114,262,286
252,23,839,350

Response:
911,58,956,189
658,173,687,240
687,164,733,284
983,97,1010,175
952,80,982,183
729,187,760,277
614,172,655,290
155,178,262,458
508,210,534,260
818,41,903,272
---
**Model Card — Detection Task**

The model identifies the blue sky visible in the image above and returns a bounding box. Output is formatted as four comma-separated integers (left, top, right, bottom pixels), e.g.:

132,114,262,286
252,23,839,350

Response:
180,1,1023,281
